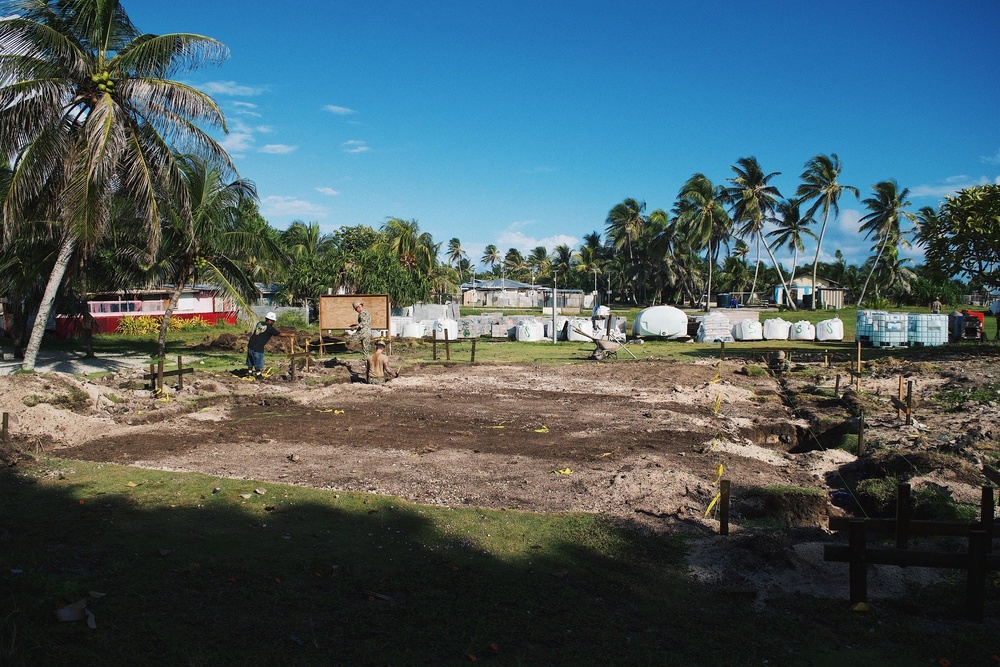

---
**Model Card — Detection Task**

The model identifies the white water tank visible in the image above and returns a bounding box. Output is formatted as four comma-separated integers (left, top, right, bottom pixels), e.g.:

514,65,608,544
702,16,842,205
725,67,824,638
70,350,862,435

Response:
908,313,947,347
565,318,593,342
789,320,816,341
871,312,908,347
815,317,844,341
390,317,412,337
762,318,791,340
856,310,886,343
732,319,763,341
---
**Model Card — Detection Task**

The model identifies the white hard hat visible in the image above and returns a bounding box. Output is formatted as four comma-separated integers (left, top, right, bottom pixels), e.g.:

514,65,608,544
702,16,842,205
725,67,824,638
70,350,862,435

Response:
265,312,277,321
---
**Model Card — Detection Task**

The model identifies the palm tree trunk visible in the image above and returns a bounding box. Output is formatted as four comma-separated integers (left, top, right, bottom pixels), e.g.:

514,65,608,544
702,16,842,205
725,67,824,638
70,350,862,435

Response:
157,277,186,359
762,232,796,311
705,240,714,312
857,235,890,307
810,209,830,310
21,235,76,371
748,234,761,301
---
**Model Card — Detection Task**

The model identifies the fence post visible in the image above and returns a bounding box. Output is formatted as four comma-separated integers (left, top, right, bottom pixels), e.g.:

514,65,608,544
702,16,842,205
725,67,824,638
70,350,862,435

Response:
1,412,8,442
905,381,913,426
966,528,988,621
177,355,185,390
719,340,725,361
157,357,164,393
897,375,904,420
834,374,841,398
432,330,438,361
857,410,865,458
445,329,451,361
855,341,862,392
471,338,477,364
719,479,730,536
895,483,911,549
848,519,868,604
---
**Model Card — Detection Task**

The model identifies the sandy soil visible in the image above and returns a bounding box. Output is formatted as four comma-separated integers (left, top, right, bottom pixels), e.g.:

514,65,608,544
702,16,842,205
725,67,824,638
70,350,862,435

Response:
3,342,998,601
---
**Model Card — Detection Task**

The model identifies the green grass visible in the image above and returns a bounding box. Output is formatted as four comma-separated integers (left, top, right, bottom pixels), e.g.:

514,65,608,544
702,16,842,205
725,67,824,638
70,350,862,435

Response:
1,457,995,666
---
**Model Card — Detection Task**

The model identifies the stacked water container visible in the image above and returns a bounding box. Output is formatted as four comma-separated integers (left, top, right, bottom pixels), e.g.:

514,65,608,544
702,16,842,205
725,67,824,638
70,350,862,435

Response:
402,322,426,338
871,312,908,348
856,310,886,345
908,313,948,347
762,317,791,340
815,317,844,342
732,319,763,341
789,320,816,341
565,318,593,342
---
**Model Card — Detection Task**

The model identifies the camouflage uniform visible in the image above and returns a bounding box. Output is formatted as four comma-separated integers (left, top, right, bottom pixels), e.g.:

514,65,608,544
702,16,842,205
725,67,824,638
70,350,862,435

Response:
356,308,372,357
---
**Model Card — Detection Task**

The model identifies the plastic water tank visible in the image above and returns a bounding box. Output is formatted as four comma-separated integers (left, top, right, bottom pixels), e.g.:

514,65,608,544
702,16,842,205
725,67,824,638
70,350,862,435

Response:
789,320,816,341
815,317,844,342
431,318,458,340
390,317,412,337
871,312,908,347
565,318,593,342
856,310,886,343
908,313,948,347
732,319,763,341
762,318,791,340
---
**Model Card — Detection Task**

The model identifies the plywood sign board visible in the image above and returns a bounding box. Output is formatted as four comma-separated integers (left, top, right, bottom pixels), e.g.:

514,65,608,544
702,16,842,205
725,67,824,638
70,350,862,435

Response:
319,294,391,331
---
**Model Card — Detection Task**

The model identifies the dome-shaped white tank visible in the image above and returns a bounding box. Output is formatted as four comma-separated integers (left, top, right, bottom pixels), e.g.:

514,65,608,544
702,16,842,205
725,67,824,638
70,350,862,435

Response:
815,317,844,341
632,305,688,338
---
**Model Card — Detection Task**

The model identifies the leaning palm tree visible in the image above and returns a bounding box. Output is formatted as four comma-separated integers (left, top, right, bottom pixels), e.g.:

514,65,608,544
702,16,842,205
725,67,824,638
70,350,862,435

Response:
446,237,467,283
767,198,816,297
0,0,232,370
724,157,790,306
857,180,914,306
480,244,501,275
674,174,730,310
605,198,647,264
795,154,860,310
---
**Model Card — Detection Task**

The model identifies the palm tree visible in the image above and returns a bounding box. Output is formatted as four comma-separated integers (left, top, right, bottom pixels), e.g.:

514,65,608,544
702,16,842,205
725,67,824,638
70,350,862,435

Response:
0,0,232,370
795,154,860,310
767,198,816,295
526,245,550,282
480,244,501,275
153,153,262,358
725,157,791,307
446,237,467,283
503,247,526,281
281,221,334,261
674,174,730,310
605,198,646,263
856,180,914,306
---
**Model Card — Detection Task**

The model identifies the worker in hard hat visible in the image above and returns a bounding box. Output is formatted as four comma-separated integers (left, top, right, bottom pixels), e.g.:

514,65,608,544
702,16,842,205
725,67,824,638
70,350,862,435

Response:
246,311,292,379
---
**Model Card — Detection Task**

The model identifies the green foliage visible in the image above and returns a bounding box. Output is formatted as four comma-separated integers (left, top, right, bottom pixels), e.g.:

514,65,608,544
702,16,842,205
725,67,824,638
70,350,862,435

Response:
917,184,1000,289
275,311,308,328
115,316,211,336
934,381,1000,412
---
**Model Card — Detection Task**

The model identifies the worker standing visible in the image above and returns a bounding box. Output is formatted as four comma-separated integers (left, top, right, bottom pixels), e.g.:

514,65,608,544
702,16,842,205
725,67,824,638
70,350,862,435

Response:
349,301,372,357
246,311,292,379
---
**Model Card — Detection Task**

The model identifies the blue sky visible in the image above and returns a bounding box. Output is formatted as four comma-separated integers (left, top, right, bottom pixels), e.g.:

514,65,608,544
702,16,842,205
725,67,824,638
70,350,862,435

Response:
131,1,1000,271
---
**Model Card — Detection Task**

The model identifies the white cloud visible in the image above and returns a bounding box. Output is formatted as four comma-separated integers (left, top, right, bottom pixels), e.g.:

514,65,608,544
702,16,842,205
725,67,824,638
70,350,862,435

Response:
325,105,356,115
199,80,265,96
259,195,327,219
220,132,254,153
315,187,340,196
342,140,369,154
258,144,297,154
910,175,991,198
255,125,273,134
981,149,1000,165
495,230,579,254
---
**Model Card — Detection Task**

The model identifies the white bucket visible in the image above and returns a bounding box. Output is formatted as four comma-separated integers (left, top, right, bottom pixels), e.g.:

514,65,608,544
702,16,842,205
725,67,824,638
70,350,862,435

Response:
816,317,844,341
789,320,816,341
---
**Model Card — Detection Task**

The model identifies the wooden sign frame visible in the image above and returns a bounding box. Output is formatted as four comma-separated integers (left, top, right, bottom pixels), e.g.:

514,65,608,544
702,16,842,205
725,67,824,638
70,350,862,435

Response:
319,294,391,332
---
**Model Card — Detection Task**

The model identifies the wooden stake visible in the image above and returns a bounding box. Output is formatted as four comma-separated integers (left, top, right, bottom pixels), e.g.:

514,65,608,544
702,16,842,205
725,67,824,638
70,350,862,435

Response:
177,356,185,390
157,357,164,393
905,380,913,426
2,411,8,442
897,375,904,420
432,330,438,361
445,329,451,361
719,340,726,361
471,338,477,364
834,374,841,397
857,410,865,457
719,479,730,536
855,340,862,392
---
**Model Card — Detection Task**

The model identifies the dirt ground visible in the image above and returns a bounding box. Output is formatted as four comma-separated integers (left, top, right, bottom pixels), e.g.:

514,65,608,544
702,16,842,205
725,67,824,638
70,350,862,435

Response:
3,341,999,602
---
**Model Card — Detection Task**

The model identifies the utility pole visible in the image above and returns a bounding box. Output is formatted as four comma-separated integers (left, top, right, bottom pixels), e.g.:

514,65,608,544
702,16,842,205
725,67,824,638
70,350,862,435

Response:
552,272,558,344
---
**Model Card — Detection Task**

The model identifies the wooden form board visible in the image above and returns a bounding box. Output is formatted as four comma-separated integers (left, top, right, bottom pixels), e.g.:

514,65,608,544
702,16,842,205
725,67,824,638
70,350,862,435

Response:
319,294,390,331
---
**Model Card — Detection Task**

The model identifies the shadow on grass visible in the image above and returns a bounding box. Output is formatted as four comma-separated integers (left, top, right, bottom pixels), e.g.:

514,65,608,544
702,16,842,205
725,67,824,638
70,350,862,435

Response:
1,460,996,665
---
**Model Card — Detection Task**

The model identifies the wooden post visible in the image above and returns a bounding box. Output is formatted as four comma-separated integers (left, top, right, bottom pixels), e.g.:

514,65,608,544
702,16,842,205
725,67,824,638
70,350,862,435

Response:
719,479,730,536
966,528,988,621
157,357,164,393
897,375,904,420
432,330,438,361
149,363,156,390
305,341,311,370
981,486,995,554
470,338,477,364
856,410,865,458
905,380,913,426
719,340,726,361
848,519,868,604
825,349,830,368
177,356,185,390
445,329,451,361
855,341,862,392
895,483,911,549
834,374,841,398
1,412,8,442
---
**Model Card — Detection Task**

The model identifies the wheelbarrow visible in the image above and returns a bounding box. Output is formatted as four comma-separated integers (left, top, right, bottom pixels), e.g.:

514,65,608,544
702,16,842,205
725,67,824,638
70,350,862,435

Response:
572,326,637,360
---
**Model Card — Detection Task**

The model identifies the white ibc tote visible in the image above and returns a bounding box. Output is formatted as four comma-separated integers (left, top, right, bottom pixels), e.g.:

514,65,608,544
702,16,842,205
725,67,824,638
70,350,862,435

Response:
871,312,908,347
762,317,791,340
516,320,545,342
789,320,816,341
908,313,948,347
815,317,844,341
402,322,426,338
732,319,763,341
